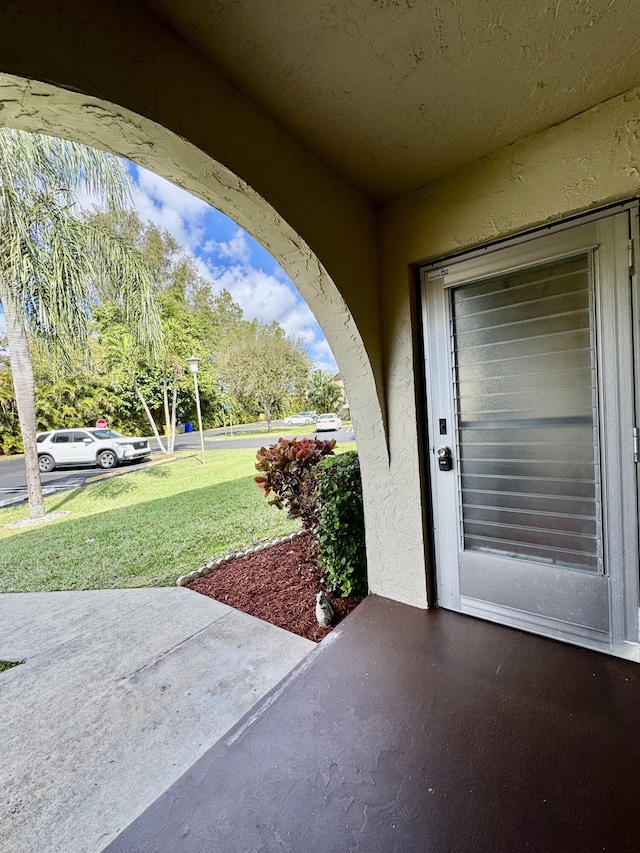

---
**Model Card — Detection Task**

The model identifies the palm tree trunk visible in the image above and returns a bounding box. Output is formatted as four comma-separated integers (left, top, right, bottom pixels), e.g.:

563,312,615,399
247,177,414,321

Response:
162,370,171,451
134,378,167,453
170,369,178,454
0,280,46,518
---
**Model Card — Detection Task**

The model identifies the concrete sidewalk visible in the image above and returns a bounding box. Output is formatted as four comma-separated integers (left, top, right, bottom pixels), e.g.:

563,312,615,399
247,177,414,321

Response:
0,588,313,852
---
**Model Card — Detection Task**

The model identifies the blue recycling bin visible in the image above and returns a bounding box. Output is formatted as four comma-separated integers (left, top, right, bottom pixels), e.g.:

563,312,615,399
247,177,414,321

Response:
185,422,193,433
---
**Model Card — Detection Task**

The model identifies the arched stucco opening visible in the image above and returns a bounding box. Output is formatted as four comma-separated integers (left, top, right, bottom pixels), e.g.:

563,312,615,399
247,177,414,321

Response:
0,75,384,444
0,72,432,606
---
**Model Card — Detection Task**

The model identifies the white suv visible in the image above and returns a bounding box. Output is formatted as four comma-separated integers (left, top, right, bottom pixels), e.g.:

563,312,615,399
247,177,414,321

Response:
36,428,151,473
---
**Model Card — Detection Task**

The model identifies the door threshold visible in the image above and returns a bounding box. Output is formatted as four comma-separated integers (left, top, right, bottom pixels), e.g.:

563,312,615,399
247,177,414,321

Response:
459,596,640,661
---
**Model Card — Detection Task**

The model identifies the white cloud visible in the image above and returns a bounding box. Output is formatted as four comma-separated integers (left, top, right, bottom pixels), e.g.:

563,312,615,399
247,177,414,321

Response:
72,162,210,252
312,339,335,359
273,265,290,282
309,339,338,374
278,303,319,344
313,358,339,374
209,265,298,324
130,176,208,251
123,163,339,372
206,262,337,371
204,229,251,264
135,167,209,221
72,183,104,215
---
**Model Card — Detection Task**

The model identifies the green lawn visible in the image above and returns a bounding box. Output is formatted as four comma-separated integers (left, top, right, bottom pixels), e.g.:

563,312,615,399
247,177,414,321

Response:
0,449,301,593
217,422,352,441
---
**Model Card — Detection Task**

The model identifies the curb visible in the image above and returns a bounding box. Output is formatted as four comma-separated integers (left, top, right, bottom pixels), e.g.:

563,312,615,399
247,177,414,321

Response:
176,530,306,587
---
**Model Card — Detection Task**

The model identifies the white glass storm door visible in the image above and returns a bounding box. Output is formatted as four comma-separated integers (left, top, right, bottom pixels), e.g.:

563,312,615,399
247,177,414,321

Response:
421,208,640,659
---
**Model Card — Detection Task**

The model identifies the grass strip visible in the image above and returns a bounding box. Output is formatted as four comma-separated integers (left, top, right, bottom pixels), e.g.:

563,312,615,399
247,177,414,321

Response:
0,660,24,672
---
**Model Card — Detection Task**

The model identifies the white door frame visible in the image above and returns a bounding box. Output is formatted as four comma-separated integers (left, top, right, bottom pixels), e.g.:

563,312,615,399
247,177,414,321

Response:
421,203,640,660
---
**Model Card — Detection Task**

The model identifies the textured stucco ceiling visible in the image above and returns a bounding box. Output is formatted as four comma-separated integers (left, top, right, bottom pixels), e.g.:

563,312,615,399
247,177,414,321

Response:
144,0,640,202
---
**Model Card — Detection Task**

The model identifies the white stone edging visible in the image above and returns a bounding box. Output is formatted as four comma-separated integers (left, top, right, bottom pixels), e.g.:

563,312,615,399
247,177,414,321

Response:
176,530,306,586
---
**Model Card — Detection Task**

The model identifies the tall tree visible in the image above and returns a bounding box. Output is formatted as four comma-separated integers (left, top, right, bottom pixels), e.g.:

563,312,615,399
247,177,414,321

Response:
0,335,21,455
218,321,311,431
307,369,343,414
0,128,161,518
90,210,241,447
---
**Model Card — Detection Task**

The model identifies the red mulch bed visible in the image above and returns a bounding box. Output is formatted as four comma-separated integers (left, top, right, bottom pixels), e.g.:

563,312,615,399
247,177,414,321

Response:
187,532,361,642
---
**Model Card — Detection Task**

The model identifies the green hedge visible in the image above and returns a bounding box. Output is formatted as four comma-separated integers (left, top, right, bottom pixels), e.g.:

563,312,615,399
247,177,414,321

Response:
315,450,367,599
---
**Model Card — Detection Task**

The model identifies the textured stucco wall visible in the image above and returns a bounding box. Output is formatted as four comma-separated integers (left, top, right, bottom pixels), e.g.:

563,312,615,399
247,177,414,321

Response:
381,87,640,265
0,72,413,603
11,6,640,611
0,1,425,605
143,0,640,201
377,86,640,604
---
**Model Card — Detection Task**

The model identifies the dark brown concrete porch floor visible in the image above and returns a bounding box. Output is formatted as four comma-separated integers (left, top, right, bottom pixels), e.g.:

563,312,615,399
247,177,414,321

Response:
105,595,640,853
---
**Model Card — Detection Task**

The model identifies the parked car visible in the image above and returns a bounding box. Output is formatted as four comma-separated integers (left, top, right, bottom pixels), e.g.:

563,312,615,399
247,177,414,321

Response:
315,413,342,431
36,428,151,473
283,411,317,426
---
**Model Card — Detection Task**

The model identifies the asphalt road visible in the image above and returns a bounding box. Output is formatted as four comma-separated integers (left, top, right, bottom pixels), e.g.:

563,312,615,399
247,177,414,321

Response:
0,422,356,508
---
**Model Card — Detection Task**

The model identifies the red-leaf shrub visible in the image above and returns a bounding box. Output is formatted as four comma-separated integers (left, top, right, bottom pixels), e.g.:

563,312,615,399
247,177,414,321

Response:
255,436,336,528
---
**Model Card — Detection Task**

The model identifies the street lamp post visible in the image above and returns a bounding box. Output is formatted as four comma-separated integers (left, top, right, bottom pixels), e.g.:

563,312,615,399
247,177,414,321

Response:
188,355,206,466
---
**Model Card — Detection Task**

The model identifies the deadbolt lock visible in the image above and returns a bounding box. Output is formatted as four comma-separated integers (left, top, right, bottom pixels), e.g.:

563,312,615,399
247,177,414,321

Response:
437,446,453,471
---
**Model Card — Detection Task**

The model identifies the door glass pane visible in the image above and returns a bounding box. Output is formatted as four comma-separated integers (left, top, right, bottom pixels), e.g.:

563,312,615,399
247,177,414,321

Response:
452,254,602,572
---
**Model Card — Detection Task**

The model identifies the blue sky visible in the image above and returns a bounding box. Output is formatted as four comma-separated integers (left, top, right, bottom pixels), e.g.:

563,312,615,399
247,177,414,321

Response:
0,161,338,374
126,163,338,373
